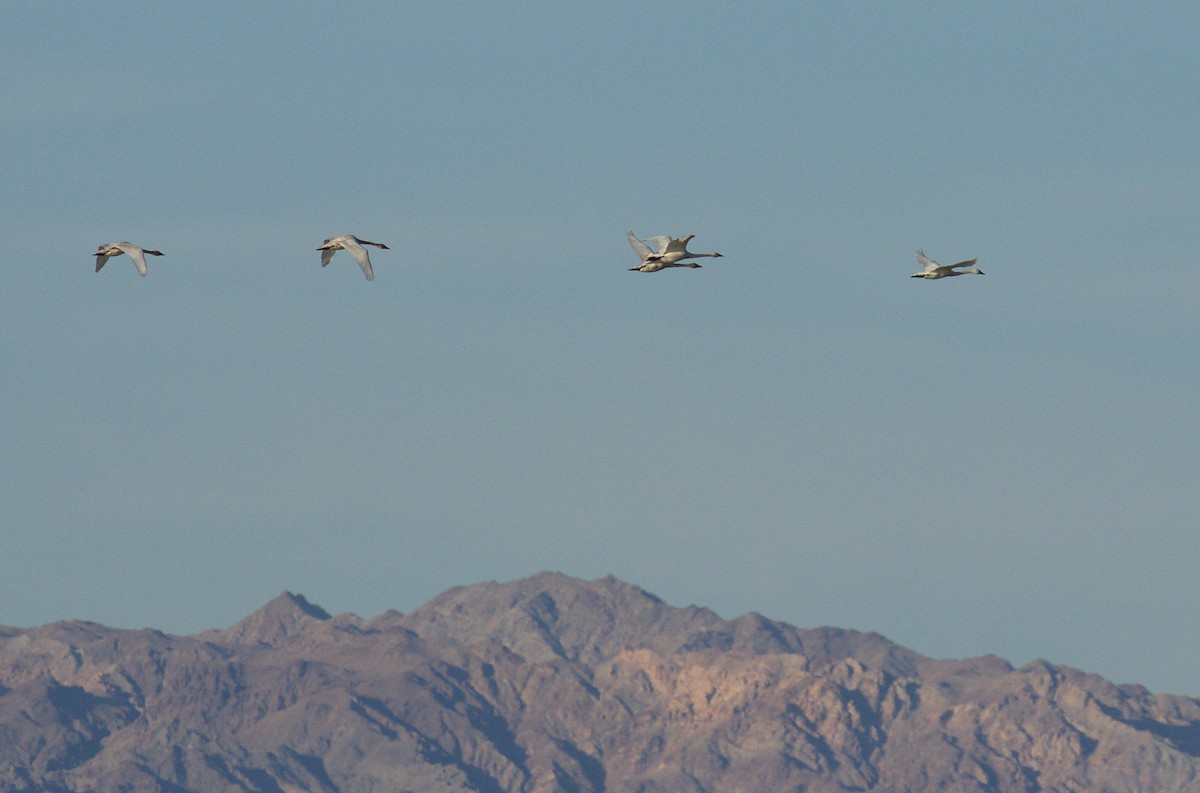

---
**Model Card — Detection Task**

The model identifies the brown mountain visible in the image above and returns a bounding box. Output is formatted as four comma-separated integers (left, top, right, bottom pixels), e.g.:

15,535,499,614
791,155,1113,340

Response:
1,572,1198,792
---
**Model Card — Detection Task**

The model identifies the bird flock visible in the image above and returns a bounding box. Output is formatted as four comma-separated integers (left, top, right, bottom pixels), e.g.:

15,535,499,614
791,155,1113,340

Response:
626,232,724,272
94,234,982,282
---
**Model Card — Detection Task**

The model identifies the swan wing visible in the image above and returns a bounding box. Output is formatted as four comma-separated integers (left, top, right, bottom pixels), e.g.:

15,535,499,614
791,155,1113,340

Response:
95,254,109,272
343,238,376,281
915,249,940,272
949,258,978,270
626,232,654,261
645,236,673,255
129,250,149,276
663,235,694,254
321,247,336,267
112,242,149,276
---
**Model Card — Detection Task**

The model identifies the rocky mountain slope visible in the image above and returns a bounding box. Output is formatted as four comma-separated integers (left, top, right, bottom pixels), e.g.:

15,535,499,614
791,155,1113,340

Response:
1,572,1198,792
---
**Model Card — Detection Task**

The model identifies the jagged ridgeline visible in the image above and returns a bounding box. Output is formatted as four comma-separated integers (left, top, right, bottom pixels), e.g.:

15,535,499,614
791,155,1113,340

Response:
1,573,1198,792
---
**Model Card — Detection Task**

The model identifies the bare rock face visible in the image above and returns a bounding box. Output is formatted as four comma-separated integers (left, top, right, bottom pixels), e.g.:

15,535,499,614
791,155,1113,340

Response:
1,573,1198,792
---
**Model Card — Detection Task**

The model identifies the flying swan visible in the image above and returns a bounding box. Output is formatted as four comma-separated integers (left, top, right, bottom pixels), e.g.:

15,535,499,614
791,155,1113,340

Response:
911,249,984,279
94,242,163,277
318,235,390,281
627,231,722,272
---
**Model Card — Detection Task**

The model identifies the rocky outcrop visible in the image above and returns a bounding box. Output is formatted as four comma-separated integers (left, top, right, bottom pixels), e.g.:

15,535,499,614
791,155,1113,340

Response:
1,572,1197,791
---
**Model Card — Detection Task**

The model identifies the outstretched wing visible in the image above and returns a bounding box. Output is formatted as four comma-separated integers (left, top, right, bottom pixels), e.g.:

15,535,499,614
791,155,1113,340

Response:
627,231,655,261
127,249,149,276
95,254,109,272
915,249,939,272
343,239,375,281
949,258,978,270
113,242,149,276
663,235,694,254
645,236,673,255
320,247,336,267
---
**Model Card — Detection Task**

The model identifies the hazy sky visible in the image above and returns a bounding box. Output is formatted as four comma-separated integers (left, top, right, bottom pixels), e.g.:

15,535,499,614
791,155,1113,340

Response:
3,3,1198,696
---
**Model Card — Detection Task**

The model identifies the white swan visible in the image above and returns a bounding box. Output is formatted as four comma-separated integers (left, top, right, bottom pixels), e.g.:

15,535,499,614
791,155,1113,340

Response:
94,242,163,277
911,249,984,279
627,231,722,272
318,235,390,281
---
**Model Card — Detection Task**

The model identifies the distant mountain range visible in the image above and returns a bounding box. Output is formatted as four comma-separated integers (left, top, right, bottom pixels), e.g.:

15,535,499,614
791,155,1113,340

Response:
1,572,1198,792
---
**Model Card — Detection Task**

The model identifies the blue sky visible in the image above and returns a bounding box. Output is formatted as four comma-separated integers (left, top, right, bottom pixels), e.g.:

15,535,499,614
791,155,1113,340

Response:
3,3,1198,695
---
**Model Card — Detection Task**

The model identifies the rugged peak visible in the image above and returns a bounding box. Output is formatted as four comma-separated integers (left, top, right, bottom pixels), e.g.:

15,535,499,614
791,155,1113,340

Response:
398,574,925,673
363,609,405,631
214,591,331,647
271,592,331,621
401,573,770,663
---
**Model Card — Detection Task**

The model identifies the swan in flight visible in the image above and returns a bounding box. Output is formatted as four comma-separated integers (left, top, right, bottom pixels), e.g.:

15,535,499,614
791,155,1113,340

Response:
627,231,723,272
94,242,164,277
318,235,390,281
911,249,984,279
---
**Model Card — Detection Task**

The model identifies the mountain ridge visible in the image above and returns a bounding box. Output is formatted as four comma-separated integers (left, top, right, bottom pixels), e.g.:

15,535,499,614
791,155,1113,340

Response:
1,572,1197,792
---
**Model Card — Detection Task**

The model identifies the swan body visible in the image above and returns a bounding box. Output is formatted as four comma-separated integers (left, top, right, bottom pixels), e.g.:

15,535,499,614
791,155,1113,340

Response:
94,242,163,277
627,231,722,272
318,235,390,281
911,249,984,279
